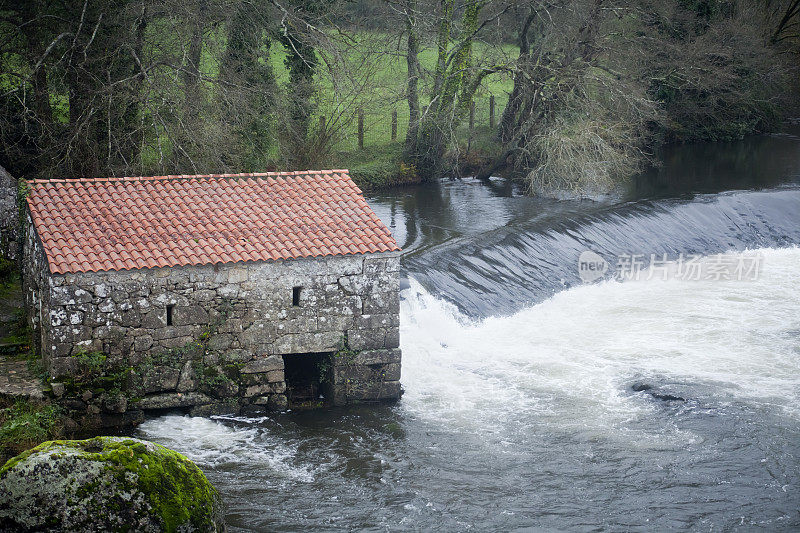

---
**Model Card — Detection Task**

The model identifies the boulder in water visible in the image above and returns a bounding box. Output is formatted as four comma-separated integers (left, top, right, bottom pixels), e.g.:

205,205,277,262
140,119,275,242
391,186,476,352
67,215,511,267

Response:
631,382,685,402
0,436,224,532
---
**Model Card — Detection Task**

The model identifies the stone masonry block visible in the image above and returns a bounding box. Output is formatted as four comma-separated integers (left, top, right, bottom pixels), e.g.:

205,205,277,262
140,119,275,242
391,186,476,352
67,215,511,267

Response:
241,355,284,374
240,370,284,386
355,314,396,330
362,291,400,316
334,363,400,383
136,392,213,410
142,366,181,394
347,328,386,350
362,257,385,274
243,382,286,397
173,305,209,326
346,380,401,402
48,356,79,379
385,328,400,349
272,331,342,355
353,348,401,366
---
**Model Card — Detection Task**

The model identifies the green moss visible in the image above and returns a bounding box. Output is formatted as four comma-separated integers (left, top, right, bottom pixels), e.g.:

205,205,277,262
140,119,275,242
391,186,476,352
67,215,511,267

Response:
93,438,218,532
193,360,237,395
64,350,131,396
348,160,400,190
333,339,359,366
334,143,420,190
75,350,107,374
2,437,221,532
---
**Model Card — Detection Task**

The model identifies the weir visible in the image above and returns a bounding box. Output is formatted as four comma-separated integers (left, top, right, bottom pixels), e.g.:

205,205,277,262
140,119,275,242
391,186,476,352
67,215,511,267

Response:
401,188,800,317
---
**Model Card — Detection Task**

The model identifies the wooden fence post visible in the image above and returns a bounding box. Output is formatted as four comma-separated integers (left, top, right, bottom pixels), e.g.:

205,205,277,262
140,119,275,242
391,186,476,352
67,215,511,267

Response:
391,109,398,141
489,95,495,128
358,108,364,149
469,101,475,131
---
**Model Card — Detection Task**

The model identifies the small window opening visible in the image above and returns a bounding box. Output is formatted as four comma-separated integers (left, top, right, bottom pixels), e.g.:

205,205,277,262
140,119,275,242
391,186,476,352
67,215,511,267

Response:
166,304,174,326
292,286,302,307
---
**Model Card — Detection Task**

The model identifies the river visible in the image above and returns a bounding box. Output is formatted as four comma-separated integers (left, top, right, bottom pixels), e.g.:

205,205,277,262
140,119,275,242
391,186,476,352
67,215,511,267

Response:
138,126,800,531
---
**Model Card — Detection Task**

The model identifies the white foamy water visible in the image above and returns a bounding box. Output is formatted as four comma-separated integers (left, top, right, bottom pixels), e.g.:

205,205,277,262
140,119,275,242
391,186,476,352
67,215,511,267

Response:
399,247,800,436
137,414,315,482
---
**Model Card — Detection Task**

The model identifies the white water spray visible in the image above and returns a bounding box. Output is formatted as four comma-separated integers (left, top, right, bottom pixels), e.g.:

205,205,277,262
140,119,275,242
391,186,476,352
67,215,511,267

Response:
138,414,315,482
399,247,800,436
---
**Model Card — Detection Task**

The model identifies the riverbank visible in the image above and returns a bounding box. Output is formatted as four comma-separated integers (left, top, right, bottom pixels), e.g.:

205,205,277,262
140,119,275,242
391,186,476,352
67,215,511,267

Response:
336,144,421,191
335,125,503,190
343,116,800,191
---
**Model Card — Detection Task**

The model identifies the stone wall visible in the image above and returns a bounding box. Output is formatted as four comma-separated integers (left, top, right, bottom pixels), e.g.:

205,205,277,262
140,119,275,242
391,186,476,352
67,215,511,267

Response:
0,165,18,260
22,212,51,364
23,214,402,427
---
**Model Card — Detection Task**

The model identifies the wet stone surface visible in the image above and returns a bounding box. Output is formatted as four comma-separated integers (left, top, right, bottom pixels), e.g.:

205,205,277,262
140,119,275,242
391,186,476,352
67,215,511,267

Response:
0,356,45,401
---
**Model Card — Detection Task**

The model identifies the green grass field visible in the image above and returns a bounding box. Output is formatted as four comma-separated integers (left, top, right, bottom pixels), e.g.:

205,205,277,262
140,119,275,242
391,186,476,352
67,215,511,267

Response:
317,41,514,154
3,23,516,185
199,31,515,179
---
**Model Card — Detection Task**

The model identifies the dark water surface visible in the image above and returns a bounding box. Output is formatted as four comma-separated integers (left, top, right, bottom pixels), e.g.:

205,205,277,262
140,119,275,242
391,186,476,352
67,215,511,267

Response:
139,127,800,531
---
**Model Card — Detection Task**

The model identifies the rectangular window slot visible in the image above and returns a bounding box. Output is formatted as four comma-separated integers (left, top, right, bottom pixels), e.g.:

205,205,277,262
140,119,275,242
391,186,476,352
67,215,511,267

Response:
292,286,302,307
166,304,174,326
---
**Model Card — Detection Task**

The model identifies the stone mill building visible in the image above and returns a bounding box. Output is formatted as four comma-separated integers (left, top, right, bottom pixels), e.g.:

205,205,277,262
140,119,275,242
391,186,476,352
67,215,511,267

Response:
22,170,402,426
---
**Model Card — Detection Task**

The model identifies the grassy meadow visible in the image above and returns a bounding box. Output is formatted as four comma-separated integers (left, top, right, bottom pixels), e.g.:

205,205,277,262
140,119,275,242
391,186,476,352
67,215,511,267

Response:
191,29,516,184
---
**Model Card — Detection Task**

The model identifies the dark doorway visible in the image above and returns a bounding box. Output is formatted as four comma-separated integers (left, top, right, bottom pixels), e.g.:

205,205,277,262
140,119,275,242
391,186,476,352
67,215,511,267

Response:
282,352,333,407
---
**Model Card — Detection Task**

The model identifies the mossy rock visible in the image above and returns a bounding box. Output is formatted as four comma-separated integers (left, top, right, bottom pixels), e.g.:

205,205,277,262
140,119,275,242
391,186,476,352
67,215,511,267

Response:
0,437,224,532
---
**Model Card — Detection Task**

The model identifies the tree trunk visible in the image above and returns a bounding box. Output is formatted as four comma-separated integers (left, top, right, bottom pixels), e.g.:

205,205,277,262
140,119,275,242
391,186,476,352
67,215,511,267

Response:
281,31,317,146
183,0,206,124
219,1,276,168
498,8,535,143
432,0,454,98
115,5,148,171
404,0,421,149
406,0,485,180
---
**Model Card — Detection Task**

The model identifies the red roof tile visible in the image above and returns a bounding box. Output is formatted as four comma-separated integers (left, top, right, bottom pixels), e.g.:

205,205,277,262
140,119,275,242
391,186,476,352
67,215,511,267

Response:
26,170,400,274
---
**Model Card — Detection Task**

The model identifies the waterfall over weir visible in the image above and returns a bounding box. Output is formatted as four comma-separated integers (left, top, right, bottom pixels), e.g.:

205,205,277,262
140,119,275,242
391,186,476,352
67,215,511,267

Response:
403,187,800,317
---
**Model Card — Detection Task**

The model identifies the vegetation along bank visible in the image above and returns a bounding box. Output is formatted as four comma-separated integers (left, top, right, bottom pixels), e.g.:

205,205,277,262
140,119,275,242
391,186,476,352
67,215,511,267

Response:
1,1,798,194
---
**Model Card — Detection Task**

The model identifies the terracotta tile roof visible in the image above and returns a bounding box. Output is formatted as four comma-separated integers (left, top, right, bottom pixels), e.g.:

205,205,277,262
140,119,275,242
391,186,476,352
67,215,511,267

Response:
26,170,400,274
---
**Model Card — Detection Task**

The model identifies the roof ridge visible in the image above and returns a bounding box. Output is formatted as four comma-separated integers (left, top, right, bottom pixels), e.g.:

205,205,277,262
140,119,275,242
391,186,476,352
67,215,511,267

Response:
26,169,350,185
